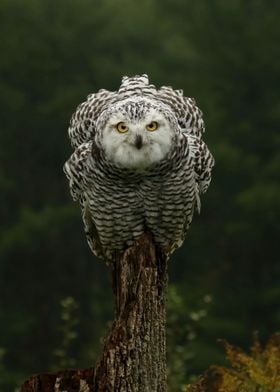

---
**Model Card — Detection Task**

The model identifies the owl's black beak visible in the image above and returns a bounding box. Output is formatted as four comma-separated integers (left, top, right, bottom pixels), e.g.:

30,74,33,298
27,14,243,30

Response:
135,135,143,150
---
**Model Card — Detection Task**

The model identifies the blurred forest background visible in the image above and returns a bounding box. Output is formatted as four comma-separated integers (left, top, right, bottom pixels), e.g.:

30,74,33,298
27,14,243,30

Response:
0,0,279,390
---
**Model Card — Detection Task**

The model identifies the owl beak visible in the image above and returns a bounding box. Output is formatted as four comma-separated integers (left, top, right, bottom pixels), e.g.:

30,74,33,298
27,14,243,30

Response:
135,135,143,150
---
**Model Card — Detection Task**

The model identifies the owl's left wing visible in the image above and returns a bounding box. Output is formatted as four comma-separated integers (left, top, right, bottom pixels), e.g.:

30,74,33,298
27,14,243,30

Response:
185,132,214,196
156,87,205,138
156,85,214,194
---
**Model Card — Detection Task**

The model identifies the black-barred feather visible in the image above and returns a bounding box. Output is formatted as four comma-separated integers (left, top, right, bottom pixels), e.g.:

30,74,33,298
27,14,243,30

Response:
64,75,214,262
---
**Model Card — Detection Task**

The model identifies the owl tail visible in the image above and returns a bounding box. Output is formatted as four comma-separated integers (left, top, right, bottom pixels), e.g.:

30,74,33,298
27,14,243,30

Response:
119,74,149,93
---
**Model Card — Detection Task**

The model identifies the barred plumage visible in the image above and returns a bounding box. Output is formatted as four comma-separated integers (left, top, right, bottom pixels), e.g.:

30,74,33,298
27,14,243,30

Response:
64,74,214,261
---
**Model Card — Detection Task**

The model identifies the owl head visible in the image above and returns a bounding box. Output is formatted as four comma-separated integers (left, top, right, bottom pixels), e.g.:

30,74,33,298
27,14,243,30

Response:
95,98,180,170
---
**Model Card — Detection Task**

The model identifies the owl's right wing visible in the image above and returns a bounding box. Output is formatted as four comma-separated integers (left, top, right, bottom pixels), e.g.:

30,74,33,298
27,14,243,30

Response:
63,142,104,258
63,142,93,201
68,89,117,149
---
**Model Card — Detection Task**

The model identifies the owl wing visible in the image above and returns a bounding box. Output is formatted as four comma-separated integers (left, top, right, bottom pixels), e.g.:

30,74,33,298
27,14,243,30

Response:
156,86,205,137
155,85,214,213
63,142,104,258
156,85,213,184
68,89,117,149
63,142,93,201
186,133,215,195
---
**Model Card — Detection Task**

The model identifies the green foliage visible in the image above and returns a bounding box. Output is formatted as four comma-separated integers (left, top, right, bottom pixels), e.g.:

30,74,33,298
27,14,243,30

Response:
53,297,79,370
0,0,279,390
167,285,213,390
186,333,280,391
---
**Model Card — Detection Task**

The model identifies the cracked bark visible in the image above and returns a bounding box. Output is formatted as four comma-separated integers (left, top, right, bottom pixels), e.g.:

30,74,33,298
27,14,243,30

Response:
20,233,168,392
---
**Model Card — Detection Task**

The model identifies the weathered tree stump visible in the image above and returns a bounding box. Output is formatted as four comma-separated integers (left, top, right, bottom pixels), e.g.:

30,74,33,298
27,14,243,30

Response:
20,233,168,391
20,368,94,392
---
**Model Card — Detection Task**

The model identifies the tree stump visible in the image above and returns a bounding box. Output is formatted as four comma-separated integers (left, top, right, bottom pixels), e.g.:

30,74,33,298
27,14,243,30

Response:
20,233,168,391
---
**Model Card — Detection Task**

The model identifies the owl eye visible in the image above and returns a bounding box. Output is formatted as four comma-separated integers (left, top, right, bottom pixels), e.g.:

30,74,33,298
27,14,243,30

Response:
116,122,129,133
146,121,158,132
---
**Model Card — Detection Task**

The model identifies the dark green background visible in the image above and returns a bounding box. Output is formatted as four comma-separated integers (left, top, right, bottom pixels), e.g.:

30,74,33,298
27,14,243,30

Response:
0,0,279,390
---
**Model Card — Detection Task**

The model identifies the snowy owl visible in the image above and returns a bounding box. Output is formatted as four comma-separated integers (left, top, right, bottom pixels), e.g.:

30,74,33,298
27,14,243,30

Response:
64,75,214,261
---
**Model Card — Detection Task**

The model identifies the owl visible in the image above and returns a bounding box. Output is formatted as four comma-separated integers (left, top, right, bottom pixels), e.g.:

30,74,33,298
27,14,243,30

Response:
64,75,214,261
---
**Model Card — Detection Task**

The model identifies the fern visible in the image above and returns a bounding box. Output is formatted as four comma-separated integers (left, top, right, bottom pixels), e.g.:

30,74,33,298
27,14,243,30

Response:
186,333,280,392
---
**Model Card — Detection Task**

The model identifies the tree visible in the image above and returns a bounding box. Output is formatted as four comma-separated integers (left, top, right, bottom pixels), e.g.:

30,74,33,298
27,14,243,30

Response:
21,234,168,391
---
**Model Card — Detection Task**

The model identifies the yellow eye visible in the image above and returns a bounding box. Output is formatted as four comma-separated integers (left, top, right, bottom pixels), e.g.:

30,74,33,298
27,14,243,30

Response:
146,121,158,132
116,122,129,133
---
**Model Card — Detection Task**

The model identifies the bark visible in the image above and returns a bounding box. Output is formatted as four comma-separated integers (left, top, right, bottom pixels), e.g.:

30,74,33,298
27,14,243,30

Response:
20,368,94,392
94,232,168,391
20,233,168,392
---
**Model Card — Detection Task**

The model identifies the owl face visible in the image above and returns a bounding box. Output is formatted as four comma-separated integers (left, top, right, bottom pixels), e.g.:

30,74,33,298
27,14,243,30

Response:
96,99,179,170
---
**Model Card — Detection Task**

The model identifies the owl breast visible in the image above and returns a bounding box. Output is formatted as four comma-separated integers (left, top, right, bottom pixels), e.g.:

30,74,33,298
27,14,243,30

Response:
83,141,196,259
